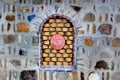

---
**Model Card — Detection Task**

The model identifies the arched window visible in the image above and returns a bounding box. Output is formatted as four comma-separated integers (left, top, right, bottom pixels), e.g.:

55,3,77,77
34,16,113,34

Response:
40,14,75,70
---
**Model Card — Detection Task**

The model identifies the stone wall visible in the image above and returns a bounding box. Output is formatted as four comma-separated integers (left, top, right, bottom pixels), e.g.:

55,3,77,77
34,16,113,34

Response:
0,0,119,80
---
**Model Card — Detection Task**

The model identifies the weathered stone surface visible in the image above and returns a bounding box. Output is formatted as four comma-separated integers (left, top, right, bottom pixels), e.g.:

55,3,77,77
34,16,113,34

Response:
4,34,15,44
98,24,112,35
83,13,95,22
10,60,21,67
20,70,37,80
6,15,15,21
84,38,94,47
112,38,120,47
95,60,108,69
71,6,81,12
115,15,120,23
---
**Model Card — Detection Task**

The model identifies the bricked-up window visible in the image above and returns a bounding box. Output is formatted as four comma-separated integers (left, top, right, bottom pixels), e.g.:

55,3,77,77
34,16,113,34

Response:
40,15,75,70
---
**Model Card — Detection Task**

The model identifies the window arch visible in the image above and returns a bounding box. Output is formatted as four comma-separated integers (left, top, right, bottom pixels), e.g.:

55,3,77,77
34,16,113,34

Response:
40,14,75,70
